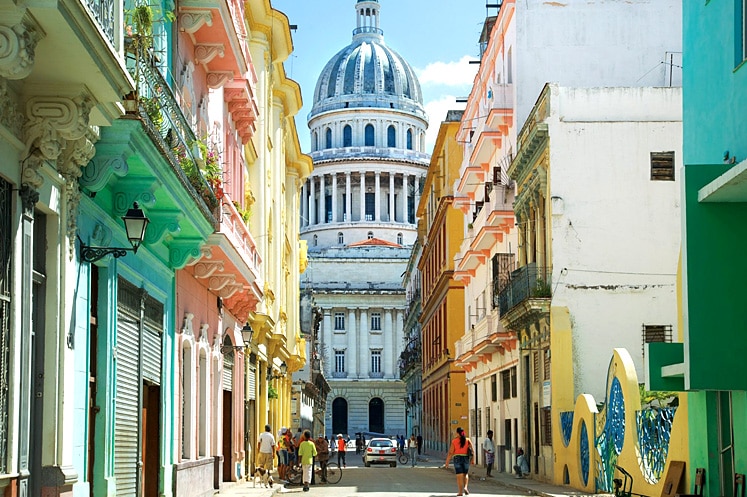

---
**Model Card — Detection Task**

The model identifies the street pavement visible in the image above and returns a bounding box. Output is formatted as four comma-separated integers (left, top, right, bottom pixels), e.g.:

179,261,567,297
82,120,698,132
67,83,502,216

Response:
214,449,605,497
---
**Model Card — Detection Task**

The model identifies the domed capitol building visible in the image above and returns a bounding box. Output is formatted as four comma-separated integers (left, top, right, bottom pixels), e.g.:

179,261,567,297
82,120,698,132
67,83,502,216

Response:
300,0,429,438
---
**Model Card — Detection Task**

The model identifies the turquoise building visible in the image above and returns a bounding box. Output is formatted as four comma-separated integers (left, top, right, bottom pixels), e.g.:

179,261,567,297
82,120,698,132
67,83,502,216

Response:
648,2,747,496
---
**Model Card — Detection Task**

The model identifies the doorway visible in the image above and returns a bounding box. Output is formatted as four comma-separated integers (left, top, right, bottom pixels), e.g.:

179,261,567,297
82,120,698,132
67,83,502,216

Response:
369,398,384,434
142,383,161,497
332,397,348,435
223,390,233,481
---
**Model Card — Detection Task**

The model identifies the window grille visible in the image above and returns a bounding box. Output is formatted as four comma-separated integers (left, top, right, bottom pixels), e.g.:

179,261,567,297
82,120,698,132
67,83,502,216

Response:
544,350,551,381
542,408,552,445
491,374,497,402
501,369,511,400
510,366,517,397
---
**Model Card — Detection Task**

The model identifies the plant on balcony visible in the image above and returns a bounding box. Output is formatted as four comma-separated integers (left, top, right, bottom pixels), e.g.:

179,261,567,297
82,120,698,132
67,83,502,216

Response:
532,278,552,298
140,94,163,128
175,147,218,212
233,201,252,225
268,385,278,399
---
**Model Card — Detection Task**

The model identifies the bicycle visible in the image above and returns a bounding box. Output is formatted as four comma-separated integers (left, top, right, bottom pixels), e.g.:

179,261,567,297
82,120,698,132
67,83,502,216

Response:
284,461,343,486
397,448,409,465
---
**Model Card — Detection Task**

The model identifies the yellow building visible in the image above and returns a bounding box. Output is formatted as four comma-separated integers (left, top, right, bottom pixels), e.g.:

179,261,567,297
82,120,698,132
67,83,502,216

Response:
417,111,468,454
246,0,313,462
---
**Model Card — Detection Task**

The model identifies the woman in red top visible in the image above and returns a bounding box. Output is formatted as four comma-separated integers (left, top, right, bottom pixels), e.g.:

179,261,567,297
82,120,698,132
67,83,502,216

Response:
443,427,474,496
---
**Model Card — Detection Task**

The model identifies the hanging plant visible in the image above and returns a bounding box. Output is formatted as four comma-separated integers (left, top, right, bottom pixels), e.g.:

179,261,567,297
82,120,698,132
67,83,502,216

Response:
268,385,279,399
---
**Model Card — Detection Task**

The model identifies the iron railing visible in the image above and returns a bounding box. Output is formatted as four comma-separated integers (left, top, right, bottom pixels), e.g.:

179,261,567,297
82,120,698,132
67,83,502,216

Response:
85,0,116,44
127,53,218,219
497,263,551,316
0,178,10,472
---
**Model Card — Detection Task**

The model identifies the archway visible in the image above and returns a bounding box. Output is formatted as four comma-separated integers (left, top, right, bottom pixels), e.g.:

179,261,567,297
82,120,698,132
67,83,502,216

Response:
369,397,385,434
332,397,348,435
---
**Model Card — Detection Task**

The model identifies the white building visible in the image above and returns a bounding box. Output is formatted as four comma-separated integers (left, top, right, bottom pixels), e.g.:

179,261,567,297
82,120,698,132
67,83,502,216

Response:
300,0,428,439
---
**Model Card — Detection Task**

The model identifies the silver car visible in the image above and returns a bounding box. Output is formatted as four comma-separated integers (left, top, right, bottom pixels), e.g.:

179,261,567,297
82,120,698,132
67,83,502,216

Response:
363,438,397,467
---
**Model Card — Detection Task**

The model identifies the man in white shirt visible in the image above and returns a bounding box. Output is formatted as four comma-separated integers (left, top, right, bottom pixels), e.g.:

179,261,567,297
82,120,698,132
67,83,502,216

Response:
482,430,495,477
257,424,276,472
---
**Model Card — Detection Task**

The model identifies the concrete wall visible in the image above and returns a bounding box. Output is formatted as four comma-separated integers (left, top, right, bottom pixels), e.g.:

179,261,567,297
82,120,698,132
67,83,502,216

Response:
547,85,682,401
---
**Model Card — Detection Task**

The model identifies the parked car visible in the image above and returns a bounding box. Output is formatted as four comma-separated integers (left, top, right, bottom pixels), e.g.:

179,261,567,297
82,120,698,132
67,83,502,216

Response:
362,437,397,467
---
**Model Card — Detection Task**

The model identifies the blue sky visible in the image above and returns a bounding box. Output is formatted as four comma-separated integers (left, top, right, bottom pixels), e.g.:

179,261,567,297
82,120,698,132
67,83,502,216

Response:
272,0,487,154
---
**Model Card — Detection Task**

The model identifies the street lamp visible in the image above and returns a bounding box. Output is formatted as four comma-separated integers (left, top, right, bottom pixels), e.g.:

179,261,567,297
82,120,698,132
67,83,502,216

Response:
79,202,150,263
267,361,287,381
221,323,254,354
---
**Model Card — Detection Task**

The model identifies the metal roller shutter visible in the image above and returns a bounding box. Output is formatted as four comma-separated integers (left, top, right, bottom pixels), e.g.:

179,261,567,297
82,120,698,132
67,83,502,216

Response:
248,363,256,400
142,296,163,385
114,304,140,496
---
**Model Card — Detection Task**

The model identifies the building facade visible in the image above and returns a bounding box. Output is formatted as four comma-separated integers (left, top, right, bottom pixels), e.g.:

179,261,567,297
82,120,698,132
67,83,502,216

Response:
447,0,683,482
452,13,519,471
648,2,747,496
299,0,428,440
400,239,423,439
0,0,306,495
417,111,468,455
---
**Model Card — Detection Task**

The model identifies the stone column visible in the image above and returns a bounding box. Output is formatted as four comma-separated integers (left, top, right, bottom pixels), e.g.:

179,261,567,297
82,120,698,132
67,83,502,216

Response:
360,171,366,221
331,172,338,222
414,176,421,224
401,173,408,224
388,173,395,222
384,308,393,377
319,174,326,224
374,171,381,222
322,308,333,375
309,176,316,225
345,172,352,222
359,309,368,378
348,308,357,376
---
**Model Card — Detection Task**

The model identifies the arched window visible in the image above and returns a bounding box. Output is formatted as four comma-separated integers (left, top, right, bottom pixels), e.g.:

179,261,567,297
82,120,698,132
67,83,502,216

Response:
312,131,318,152
198,350,208,457
365,124,375,146
367,232,374,239
397,233,403,245
325,128,332,149
313,234,318,246
387,125,396,147
182,343,193,459
406,129,413,150
338,232,344,244
343,125,352,147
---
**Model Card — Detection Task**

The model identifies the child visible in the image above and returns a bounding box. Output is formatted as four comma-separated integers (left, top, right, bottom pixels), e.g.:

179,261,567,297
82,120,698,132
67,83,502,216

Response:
297,430,317,492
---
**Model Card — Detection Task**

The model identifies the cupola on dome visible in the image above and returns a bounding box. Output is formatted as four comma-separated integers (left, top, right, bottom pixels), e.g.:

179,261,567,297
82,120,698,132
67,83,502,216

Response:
309,0,426,120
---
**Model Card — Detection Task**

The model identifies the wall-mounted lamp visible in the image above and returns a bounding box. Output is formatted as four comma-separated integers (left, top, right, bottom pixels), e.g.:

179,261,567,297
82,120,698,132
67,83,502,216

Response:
267,361,288,381
79,202,150,263
221,323,254,354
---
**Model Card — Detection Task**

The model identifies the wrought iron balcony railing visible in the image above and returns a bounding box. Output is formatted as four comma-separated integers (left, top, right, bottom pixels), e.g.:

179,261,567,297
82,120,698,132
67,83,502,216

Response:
127,54,218,220
497,263,552,316
86,0,116,43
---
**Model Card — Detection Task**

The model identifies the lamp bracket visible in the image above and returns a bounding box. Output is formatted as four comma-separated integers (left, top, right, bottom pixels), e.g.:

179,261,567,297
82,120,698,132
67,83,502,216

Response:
80,245,134,263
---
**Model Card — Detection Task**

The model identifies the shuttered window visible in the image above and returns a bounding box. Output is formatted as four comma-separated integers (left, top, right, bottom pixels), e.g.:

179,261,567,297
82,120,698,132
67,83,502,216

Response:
650,151,675,181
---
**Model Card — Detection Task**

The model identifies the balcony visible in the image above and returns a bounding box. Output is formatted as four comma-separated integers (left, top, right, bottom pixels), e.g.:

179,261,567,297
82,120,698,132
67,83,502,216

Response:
498,263,552,331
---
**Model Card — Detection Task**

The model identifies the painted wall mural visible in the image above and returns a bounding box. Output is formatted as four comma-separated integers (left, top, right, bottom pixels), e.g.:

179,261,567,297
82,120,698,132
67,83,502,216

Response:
554,348,688,495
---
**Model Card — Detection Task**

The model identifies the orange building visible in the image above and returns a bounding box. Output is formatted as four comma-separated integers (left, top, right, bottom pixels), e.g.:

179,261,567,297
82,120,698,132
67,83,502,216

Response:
417,111,469,454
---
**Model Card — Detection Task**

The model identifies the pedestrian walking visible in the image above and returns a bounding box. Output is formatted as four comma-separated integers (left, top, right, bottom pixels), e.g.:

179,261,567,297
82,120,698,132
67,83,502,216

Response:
482,430,495,477
256,424,276,473
513,448,529,478
336,434,347,468
297,430,317,492
408,434,417,467
314,434,330,483
277,427,290,480
443,427,474,496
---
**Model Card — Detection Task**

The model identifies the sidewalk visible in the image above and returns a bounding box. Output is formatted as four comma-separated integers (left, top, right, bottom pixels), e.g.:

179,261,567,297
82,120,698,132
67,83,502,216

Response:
214,455,607,497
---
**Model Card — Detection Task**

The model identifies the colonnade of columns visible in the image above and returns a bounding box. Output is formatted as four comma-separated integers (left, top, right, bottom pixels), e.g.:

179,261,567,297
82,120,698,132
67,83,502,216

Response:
319,306,404,379
301,171,421,227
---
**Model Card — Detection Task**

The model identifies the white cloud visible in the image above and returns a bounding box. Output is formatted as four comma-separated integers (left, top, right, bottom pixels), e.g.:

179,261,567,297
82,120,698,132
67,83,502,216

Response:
416,55,479,87
424,95,466,154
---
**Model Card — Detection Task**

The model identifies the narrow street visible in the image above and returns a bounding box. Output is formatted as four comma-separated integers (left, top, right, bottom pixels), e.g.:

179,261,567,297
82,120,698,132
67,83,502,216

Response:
216,449,580,497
